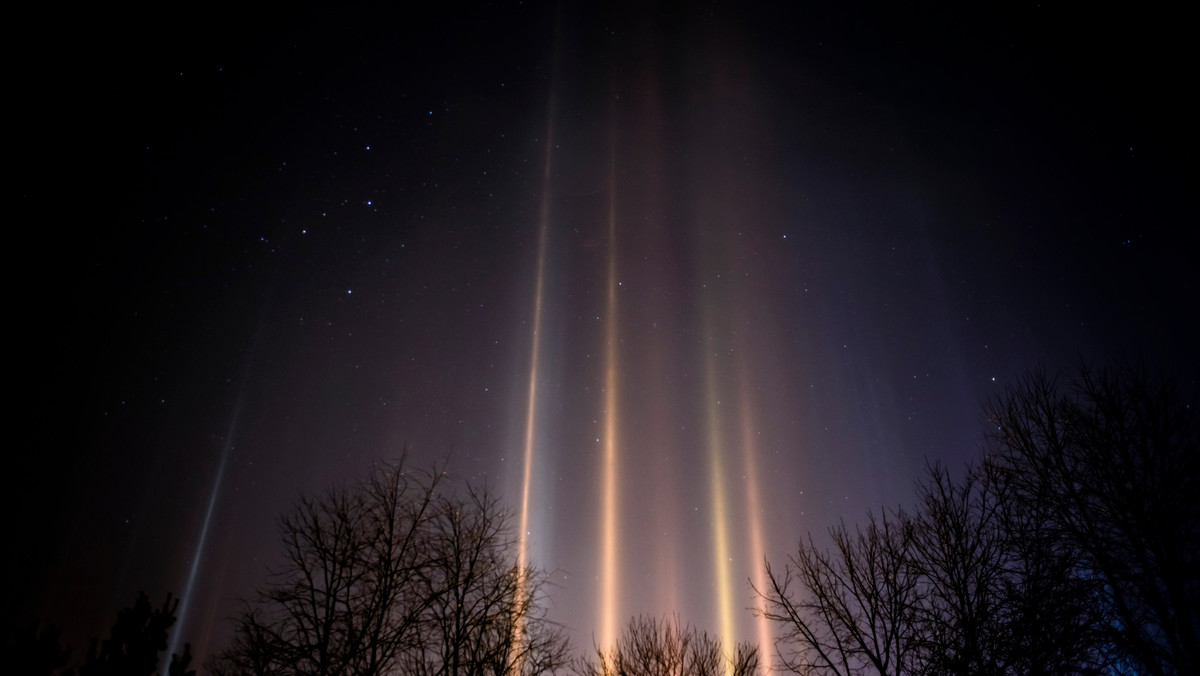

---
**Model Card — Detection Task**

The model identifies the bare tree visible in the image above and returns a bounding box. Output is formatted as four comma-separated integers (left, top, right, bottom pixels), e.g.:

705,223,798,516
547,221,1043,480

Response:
909,461,1105,675
906,463,1009,675
213,460,441,675
213,457,570,676
403,485,570,675
574,615,759,676
759,510,920,676
984,363,1200,675
977,457,1104,676
759,450,1113,675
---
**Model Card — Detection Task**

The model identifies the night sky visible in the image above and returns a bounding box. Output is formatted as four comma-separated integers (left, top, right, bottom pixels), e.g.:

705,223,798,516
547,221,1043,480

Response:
16,2,1197,667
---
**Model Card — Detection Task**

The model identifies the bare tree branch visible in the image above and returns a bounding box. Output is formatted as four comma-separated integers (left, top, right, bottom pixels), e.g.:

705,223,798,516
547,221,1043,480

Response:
212,456,570,676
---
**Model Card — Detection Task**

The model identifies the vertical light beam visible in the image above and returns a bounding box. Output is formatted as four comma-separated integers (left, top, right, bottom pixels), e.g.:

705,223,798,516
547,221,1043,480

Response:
165,273,275,675
703,344,737,675
511,79,556,673
516,92,555,619
163,397,239,676
599,108,620,655
736,367,773,670
512,16,560,669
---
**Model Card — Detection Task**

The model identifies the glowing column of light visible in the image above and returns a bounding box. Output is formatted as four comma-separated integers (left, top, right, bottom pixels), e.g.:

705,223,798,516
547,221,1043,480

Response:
513,95,555,671
164,280,274,676
164,399,239,675
703,345,737,675
599,122,620,655
736,369,773,670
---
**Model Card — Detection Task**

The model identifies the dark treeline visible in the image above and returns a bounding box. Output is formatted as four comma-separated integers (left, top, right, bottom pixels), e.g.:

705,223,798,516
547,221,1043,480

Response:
16,361,1198,675
15,591,196,676
760,362,1199,675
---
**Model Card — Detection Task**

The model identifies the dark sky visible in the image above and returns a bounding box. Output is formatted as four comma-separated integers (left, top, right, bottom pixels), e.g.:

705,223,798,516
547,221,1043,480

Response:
16,1,1197,667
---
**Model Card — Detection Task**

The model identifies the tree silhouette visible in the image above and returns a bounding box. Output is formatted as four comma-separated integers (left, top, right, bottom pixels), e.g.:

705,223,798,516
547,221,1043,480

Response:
909,462,1104,675
212,457,569,675
974,455,1103,676
401,486,570,675
10,594,194,676
574,615,759,676
983,363,1200,675
906,464,1007,674
759,464,1111,676
78,591,195,676
760,361,1198,675
759,510,920,676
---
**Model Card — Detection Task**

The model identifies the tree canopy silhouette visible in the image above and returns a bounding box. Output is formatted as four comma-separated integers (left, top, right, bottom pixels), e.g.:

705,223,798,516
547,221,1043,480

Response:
15,592,197,676
983,363,1200,675
78,592,195,676
574,615,759,676
759,361,1198,675
212,457,570,676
